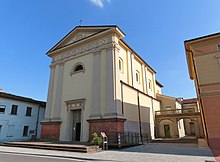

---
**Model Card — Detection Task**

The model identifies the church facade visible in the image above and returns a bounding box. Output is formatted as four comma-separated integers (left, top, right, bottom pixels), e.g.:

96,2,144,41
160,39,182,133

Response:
41,25,166,142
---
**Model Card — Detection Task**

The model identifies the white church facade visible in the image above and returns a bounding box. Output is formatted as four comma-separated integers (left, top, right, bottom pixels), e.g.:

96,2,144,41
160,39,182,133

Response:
41,25,181,142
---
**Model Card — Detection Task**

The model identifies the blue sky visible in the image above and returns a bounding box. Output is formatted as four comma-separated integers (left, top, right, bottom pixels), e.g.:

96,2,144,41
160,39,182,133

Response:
0,0,220,101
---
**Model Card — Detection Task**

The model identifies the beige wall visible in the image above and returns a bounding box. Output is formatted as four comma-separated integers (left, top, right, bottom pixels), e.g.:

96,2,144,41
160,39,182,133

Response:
117,41,159,98
183,102,199,112
191,41,220,85
122,84,160,139
158,120,177,138
158,119,185,138
60,53,94,141
194,52,220,85
156,94,177,110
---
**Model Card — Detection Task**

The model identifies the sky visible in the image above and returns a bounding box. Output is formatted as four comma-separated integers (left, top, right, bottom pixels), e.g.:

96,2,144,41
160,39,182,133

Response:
0,0,220,101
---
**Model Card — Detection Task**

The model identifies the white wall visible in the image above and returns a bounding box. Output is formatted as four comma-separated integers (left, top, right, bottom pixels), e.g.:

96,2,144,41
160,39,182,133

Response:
0,97,45,142
178,119,185,138
175,101,182,109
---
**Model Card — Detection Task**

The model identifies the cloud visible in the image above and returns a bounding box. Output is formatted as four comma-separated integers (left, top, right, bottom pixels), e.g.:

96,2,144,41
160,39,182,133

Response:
89,0,111,8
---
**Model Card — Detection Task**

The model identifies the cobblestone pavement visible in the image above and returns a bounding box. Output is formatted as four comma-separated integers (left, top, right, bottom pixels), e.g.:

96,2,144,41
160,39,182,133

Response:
0,143,216,162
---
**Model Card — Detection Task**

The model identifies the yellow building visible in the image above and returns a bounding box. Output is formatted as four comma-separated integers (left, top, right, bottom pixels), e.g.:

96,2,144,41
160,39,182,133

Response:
41,25,163,142
185,33,220,149
155,95,203,139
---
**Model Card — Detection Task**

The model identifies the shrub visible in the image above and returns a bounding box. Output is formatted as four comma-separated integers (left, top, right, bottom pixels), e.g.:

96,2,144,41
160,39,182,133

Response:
91,133,103,146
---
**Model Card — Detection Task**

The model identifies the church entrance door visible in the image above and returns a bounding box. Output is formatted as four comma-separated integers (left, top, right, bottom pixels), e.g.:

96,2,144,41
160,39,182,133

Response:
72,109,81,141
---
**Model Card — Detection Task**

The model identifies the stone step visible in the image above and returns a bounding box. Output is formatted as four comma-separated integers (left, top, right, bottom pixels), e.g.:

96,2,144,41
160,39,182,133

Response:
151,138,198,144
0,142,101,153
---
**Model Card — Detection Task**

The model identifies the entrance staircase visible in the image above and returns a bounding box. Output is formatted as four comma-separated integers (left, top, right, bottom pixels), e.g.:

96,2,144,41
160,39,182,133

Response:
0,141,101,153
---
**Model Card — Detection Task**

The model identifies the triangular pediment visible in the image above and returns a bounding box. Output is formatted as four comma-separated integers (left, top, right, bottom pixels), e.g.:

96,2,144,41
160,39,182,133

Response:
47,26,119,55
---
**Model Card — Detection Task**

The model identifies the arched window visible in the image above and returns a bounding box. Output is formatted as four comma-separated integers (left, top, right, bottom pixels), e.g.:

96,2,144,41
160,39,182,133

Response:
74,65,83,72
136,70,140,83
119,57,124,73
70,62,85,76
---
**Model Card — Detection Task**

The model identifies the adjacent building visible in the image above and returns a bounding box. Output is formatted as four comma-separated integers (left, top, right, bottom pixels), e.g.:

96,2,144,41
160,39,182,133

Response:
155,94,185,138
185,33,220,149
0,91,46,142
155,95,203,139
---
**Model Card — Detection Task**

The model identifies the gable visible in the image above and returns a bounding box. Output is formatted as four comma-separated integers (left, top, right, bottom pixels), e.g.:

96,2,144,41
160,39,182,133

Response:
60,29,108,48
47,26,123,55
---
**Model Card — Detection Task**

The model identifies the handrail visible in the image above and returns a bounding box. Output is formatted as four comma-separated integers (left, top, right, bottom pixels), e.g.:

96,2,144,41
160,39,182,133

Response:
155,108,198,116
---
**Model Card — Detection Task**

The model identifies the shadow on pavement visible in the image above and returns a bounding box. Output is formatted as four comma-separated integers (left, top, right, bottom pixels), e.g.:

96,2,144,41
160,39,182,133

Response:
114,143,214,157
0,151,118,162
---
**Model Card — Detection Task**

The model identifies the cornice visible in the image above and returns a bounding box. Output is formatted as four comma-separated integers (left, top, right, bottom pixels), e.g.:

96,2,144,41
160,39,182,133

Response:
50,40,119,67
52,37,111,63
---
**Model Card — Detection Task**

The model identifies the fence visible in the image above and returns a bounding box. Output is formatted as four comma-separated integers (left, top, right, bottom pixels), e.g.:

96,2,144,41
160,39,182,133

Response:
106,131,149,148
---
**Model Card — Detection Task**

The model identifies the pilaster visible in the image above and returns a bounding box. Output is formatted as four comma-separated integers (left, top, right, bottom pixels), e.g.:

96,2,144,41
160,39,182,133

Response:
44,64,55,120
142,64,147,93
130,53,135,86
52,62,64,120
104,47,115,117
90,51,102,119
114,45,122,116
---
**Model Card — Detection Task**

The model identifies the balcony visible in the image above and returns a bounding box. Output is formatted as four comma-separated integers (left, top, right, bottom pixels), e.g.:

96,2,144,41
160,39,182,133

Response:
155,108,199,117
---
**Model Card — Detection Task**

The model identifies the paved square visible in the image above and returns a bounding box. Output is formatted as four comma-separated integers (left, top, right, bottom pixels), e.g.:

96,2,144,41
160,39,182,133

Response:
0,143,216,162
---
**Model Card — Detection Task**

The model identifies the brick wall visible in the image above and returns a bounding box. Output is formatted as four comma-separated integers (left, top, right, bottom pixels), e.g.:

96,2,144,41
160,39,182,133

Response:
40,121,61,141
87,118,126,140
202,95,220,149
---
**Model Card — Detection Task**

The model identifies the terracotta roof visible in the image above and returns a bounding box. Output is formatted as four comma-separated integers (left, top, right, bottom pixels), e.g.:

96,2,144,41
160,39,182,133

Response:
182,98,198,104
0,92,46,107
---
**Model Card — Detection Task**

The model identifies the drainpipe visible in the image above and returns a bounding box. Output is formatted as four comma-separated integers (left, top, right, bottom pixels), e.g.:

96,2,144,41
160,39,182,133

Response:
113,43,117,118
137,92,143,144
121,82,124,114
35,104,41,141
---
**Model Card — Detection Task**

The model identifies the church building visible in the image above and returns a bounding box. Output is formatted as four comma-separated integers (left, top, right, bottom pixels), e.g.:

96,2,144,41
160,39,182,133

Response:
40,25,164,142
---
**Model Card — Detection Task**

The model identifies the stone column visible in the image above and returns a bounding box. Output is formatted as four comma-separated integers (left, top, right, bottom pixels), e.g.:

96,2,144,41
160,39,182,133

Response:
52,62,64,121
44,64,55,120
90,51,101,118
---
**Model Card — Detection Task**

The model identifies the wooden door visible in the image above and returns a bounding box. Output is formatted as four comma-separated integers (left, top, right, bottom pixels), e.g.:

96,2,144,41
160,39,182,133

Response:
164,125,171,138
